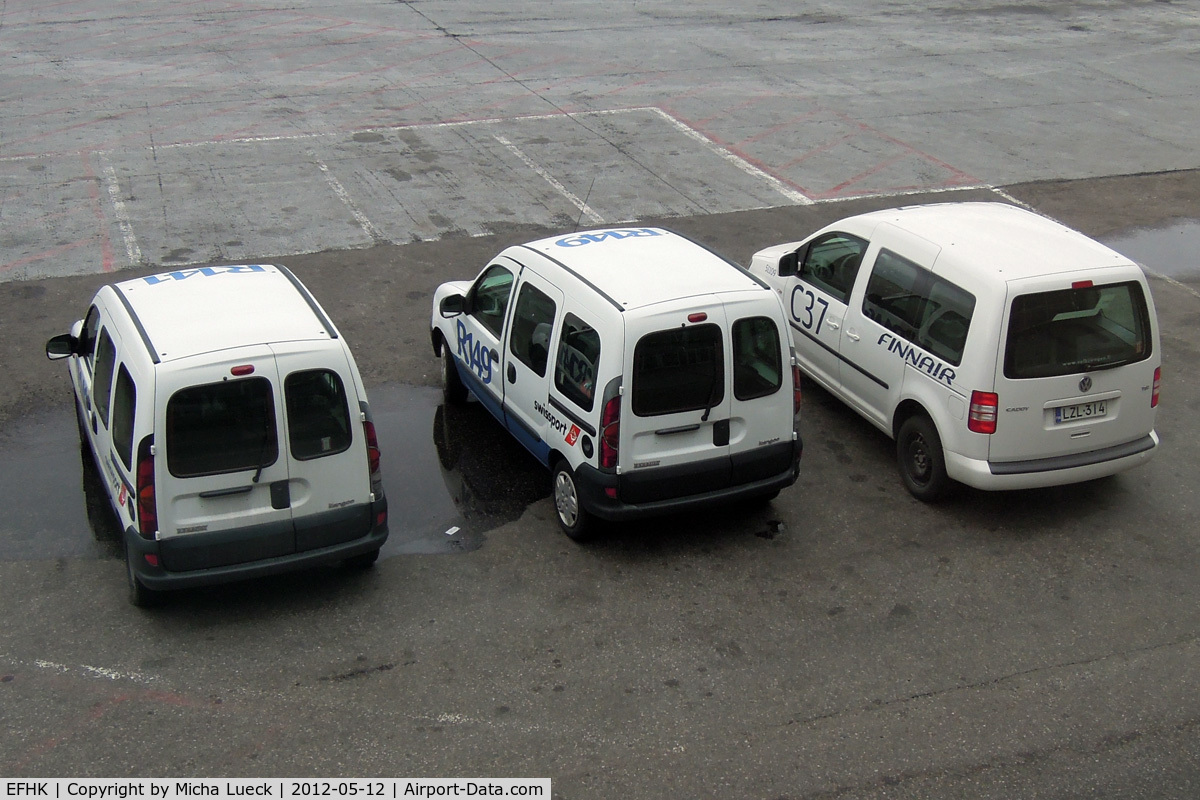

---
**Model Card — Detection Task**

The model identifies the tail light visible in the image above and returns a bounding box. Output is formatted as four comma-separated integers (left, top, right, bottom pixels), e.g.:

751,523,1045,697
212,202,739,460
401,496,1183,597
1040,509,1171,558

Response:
792,362,803,418
968,390,999,434
1152,367,1161,408
135,436,157,539
363,420,381,476
600,395,621,470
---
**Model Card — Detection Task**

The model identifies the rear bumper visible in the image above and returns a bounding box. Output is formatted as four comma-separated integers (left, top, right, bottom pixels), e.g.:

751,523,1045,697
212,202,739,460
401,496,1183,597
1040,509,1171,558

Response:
576,438,802,521
127,497,389,591
946,432,1158,491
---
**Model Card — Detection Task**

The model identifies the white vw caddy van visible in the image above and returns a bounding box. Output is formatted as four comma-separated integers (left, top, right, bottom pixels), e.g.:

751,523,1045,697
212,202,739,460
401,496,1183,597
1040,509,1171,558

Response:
430,227,803,539
46,264,389,606
748,202,1161,501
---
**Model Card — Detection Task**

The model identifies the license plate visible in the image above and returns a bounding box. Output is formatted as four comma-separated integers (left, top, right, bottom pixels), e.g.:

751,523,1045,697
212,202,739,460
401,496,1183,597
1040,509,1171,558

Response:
1055,399,1108,423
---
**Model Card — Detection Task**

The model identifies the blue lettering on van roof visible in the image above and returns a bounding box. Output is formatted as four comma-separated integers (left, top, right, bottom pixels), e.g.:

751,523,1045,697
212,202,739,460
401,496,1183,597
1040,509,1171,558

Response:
555,228,663,248
141,264,267,285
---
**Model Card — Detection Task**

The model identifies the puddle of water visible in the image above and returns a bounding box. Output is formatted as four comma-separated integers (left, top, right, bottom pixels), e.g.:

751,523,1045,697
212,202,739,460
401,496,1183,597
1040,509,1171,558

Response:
1103,219,1200,279
0,384,549,562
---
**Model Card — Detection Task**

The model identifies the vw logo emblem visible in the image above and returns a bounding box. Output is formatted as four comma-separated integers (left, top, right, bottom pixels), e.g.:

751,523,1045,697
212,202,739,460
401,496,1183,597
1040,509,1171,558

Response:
1079,376,1093,392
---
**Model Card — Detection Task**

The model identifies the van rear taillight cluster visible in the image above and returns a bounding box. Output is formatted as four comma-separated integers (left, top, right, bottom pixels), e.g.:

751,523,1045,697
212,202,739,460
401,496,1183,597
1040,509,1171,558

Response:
135,436,157,539
792,363,803,418
600,395,621,469
1152,367,1161,408
968,391,998,435
363,420,381,476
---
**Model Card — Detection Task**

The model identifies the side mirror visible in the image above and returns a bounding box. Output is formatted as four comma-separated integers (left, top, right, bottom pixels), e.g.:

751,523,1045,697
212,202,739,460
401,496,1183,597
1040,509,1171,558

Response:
778,252,799,278
440,294,465,317
46,333,78,360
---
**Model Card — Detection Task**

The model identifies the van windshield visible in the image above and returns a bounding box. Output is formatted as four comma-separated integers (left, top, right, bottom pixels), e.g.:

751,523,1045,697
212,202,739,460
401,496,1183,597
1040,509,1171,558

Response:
167,378,278,477
1004,281,1152,379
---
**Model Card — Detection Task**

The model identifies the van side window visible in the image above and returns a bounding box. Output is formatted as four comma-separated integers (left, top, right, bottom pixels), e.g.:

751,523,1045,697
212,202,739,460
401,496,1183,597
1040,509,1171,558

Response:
1004,281,1152,379
92,328,118,429
111,365,136,470
285,369,353,460
509,283,558,377
468,265,515,338
863,249,975,366
166,378,278,478
801,233,868,303
863,250,926,340
633,324,724,417
733,317,783,400
80,306,101,365
554,314,601,411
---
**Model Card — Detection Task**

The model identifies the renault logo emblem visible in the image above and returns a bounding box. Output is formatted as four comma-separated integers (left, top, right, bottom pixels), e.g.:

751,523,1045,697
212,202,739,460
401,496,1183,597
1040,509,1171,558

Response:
1080,376,1092,392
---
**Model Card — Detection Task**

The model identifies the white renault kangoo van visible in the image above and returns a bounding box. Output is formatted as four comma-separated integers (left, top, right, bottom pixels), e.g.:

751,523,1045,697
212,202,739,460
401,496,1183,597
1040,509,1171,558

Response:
748,202,1160,500
47,264,389,606
430,227,803,539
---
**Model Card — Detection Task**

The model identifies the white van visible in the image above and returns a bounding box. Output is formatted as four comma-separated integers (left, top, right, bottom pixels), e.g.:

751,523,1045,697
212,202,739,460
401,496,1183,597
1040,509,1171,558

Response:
430,227,803,539
46,264,389,606
748,202,1161,500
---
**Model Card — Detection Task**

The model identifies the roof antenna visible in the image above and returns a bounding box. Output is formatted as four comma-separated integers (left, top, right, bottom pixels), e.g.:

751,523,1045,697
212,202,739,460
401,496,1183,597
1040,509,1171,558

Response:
574,177,597,233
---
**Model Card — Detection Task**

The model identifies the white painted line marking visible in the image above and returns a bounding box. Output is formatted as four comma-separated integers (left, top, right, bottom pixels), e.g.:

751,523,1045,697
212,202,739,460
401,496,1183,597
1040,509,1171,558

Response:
648,107,814,206
100,157,144,267
312,154,383,243
492,132,605,225
33,658,156,685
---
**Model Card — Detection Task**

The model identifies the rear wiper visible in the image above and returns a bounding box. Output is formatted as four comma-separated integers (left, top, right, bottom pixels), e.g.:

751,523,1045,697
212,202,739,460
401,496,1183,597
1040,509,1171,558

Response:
251,406,274,483
701,345,722,422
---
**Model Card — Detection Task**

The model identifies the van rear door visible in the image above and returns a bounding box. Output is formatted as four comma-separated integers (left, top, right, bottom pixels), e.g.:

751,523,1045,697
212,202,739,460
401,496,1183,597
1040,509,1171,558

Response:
155,346,294,570
273,341,374,551
621,297,733,503
990,269,1159,463
723,294,796,484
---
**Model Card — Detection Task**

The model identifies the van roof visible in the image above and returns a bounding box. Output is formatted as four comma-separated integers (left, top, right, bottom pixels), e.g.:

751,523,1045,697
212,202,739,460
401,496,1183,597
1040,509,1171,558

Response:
517,227,765,310
847,202,1136,282
110,264,336,362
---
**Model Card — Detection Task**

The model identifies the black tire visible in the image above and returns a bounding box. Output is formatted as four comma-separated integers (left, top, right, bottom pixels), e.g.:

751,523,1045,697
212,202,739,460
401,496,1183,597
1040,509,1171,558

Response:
126,544,162,608
896,414,950,502
441,346,468,404
345,548,380,569
552,461,594,542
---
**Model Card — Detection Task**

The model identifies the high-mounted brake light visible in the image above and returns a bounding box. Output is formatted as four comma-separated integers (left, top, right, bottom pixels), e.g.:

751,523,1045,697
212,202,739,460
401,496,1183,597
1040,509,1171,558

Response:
1152,367,1161,408
231,364,255,376
687,312,708,323
1071,280,1094,289
135,436,157,539
968,390,999,435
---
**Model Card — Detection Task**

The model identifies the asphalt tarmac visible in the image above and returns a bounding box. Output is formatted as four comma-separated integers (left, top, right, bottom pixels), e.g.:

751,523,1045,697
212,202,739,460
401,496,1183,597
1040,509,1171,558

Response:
2,1,1200,797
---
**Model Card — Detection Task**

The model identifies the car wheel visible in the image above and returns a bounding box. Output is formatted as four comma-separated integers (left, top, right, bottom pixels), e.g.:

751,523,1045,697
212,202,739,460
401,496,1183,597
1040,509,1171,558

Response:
896,414,950,502
441,346,468,404
126,544,162,608
552,461,593,541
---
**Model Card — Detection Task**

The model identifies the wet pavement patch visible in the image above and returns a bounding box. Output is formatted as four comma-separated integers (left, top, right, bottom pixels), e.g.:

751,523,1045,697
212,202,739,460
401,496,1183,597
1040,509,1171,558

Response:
1104,219,1200,279
0,384,549,563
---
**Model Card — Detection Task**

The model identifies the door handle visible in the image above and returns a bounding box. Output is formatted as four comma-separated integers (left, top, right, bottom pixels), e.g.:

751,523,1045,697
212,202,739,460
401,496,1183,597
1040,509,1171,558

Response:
507,363,517,384
826,320,840,330
846,330,861,342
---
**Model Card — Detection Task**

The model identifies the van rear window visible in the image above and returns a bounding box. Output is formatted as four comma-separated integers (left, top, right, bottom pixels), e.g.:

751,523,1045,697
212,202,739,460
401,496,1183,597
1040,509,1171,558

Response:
633,324,724,416
167,378,278,478
285,369,352,460
733,317,782,400
1004,281,1152,379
